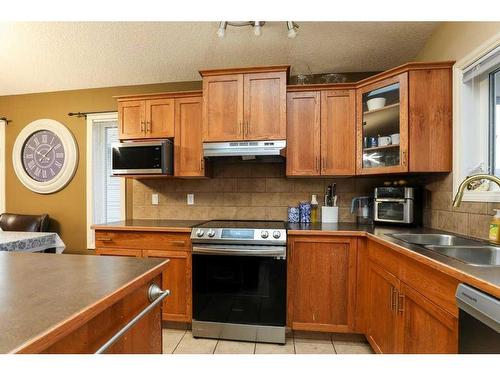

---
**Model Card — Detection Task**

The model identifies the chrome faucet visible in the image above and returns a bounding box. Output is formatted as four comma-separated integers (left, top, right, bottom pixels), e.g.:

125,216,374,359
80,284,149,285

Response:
452,174,500,207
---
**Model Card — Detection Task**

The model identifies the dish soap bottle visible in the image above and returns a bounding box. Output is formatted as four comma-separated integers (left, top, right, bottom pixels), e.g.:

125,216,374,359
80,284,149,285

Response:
311,194,319,223
489,209,500,242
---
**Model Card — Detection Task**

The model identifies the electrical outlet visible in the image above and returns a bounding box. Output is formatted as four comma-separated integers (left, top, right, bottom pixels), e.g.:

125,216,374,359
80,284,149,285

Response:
151,193,159,205
187,194,194,205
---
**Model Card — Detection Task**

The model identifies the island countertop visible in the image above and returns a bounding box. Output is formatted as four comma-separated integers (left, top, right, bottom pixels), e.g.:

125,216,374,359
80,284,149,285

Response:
91,219,207,233
0,252,168,354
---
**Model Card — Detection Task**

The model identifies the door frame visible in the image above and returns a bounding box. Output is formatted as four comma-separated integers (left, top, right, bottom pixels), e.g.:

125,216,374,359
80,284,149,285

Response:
0,119,5,213
86,112,125,249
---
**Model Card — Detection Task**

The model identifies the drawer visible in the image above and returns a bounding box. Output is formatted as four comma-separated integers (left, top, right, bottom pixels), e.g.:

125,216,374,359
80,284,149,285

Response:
95,231,191,251
368,240,401,277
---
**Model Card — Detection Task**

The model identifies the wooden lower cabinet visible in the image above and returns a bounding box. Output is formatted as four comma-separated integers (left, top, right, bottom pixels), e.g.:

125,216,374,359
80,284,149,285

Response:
367,259,458,354
398,282,458,354
94,230,192,323
145,249,192,322
367,262,399,353
287,235,357,332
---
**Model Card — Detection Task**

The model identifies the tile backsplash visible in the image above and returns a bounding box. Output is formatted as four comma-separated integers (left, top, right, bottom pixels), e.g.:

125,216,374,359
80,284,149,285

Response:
131,161,389,222
423,173,497,241
131,161,494,240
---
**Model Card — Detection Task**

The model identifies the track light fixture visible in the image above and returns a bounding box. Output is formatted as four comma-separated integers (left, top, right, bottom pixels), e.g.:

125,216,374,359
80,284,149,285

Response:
216,21,298,38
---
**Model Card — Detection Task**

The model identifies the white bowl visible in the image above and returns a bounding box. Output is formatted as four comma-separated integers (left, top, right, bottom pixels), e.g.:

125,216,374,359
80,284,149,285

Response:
367,97,386,111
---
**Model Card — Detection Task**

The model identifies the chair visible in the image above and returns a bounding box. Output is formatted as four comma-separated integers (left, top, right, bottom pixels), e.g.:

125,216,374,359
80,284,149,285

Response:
0,213,50,232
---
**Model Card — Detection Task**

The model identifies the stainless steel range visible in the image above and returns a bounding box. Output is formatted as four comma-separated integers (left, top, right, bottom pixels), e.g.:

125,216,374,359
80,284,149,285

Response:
191,220,287,344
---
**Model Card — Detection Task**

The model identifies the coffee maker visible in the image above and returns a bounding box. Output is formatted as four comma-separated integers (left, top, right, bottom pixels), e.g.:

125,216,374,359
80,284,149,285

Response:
350,196,373,225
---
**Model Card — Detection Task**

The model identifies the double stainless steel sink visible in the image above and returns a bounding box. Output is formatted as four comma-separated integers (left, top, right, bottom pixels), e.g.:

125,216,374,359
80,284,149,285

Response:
387,233,500,267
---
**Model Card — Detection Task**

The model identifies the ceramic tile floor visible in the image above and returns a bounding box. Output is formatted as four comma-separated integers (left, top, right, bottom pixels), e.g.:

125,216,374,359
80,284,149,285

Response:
163,329,374,354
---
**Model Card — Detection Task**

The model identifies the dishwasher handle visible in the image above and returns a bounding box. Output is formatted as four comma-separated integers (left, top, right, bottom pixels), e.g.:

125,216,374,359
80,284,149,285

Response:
456,283,500,333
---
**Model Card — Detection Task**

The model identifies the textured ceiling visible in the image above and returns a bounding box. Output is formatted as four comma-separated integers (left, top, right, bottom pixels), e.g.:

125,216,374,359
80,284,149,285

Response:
0,22,439,95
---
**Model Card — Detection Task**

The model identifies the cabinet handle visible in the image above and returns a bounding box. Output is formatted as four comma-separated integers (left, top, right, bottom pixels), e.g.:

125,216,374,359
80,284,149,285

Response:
246,121,250,137
140,121,145,133
147,121,151,133
402,150,407,167
391,286,398,311
200,158,205,172
398,293,405,313
239,121,243,135
95,283,170,354
98,237,113,242
170,240,186,246
321,157,325,171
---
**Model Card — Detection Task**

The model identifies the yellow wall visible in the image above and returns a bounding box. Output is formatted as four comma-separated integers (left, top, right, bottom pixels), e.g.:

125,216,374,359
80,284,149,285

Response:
416,21,500,61
0,81,201,253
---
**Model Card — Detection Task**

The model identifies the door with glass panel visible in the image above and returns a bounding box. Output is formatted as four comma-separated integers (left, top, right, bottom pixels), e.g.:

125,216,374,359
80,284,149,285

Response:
356,73,408,175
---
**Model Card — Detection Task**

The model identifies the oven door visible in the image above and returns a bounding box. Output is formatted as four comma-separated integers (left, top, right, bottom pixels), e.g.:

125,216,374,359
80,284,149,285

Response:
192,245,286,327
374,199,413,224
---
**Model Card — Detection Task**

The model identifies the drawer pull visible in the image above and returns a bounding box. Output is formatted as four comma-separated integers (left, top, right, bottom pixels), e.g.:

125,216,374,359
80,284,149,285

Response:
398,293,405,313
95,283,170,354
98,237,113,242
170,241,186,246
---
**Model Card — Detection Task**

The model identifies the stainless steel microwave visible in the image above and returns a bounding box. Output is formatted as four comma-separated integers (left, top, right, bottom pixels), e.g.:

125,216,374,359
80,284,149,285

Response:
111,140,173,175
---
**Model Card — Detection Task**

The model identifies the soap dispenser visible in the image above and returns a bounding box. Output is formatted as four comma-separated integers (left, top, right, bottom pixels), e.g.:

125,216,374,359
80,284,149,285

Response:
489,209,500,242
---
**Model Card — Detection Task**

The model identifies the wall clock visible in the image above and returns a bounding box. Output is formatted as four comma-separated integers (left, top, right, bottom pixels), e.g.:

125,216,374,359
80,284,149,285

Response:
12,119,78,194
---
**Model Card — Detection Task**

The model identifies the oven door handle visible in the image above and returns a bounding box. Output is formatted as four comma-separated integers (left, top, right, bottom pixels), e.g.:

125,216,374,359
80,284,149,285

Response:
192,245,286,258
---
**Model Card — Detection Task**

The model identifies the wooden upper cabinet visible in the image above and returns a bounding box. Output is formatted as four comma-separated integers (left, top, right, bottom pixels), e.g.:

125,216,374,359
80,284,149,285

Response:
398,282,458,354
356,73,409,175
286,89,356,177
200,66,289,142
174,96,207,177
286,91,321,176
244,71,287,140
321,90,356,175
118,100,146,140
287,236,357,332
367,262,400,354
408,68,452,172
202,74,244,141
145,98,175,138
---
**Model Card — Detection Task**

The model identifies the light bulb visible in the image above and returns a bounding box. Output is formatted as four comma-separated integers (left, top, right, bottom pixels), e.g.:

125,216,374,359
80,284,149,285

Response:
217,21,227,38
254,22,262,36
287,28,297,39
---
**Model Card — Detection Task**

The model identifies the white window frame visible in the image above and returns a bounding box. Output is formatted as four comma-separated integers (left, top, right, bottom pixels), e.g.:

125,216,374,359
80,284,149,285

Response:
0,119,6,213
86,112,125,249
453,32,500,202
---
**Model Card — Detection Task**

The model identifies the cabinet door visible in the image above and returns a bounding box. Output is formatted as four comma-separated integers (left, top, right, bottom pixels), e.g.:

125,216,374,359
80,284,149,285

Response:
145,98,175,138
367,262,400,353
95,248,143,257
397,282,458,354
145,249,191,323
321,90,356,175
244,71,286,140
118,100,146,140
286,91,321,176
288,236,357,332
174,96,206,177
356,73,408,175
202,74,244,141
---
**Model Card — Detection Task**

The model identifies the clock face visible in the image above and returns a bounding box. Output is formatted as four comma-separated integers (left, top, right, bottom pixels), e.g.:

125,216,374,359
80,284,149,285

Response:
21,130,65,182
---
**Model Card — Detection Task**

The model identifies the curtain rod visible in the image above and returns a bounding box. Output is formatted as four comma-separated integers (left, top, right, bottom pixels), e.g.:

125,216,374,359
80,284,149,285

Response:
68,111,116,119
0,117,12,124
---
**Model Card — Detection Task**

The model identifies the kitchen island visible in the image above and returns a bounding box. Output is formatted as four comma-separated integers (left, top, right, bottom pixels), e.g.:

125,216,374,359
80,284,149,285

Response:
0,252,169,354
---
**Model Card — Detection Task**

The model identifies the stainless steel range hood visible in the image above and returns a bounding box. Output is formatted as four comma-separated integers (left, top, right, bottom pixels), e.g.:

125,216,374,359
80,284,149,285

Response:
203,140,286,159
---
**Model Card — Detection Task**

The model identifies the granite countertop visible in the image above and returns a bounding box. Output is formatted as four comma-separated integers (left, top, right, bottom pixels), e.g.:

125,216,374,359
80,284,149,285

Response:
287,222,500,298
91,219,208,232
0,252,168,353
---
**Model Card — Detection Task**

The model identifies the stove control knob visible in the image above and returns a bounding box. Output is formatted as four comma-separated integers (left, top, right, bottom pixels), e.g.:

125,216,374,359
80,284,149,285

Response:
273,231,281,239
207,230,216,238
196,229,205,237
261,230,269,239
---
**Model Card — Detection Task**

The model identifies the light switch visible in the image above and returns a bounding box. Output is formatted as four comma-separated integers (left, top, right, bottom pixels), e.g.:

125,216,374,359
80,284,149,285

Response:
151,193,159,205
187,194,194,205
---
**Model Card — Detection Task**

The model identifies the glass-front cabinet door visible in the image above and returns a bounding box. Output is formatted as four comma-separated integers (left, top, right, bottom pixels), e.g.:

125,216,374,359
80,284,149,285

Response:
356,73,408,174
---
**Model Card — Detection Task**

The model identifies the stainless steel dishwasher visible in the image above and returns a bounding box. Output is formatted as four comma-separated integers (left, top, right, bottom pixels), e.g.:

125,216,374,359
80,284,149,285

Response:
456,284,500,353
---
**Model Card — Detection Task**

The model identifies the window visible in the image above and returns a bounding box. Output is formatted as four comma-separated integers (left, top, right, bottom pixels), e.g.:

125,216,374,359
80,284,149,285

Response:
86,113,124,248
454,38,500,202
